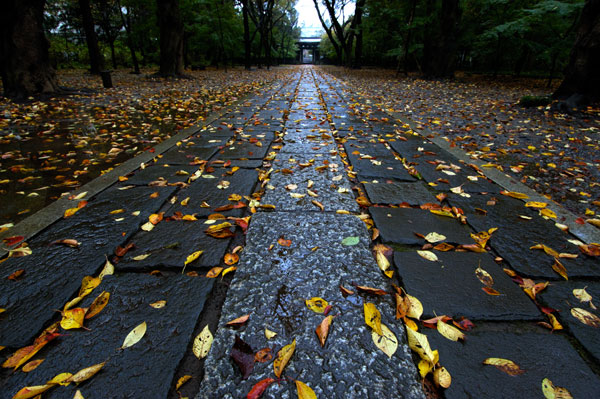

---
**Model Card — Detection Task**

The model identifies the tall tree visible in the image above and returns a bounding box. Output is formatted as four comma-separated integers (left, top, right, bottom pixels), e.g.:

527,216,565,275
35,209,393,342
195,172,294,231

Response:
0,0,59,99
241,0,252,69
157,0,185,76
554,0,600,99
78,0,105,74
422,0,461,77
118,0,141,74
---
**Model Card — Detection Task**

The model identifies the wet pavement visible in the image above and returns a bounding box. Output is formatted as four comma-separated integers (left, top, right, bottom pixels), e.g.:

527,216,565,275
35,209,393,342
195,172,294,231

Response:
1,66,599,398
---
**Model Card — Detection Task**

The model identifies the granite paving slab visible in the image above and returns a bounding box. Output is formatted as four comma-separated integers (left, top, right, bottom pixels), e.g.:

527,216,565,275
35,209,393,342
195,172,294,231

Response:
344,142,416,182
116,219,232,270
261,154,358,212
197,213,424,399
364,181,436,205
394,251,541,320
0,274,214,399
157,145,218,165
370,207,474,246
124,164,200,186
424,325,600,399
0,186,175,347
448,193,600,278
163,168,258,218
280,142,337,154
213,141,270,160
539,281,600,362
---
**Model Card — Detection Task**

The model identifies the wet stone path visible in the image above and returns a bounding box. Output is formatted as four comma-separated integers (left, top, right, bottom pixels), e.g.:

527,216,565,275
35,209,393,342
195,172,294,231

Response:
1,66,599,399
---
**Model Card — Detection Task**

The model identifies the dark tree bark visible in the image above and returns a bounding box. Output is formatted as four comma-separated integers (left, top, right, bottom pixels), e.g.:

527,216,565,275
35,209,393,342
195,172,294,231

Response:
118,1,140,74
353,0,366,68
554,0,600,100
422,0,461,78
78,0,104,74
313,0,342,64
157,0,185,76
241,0,252,69
0,0,59,99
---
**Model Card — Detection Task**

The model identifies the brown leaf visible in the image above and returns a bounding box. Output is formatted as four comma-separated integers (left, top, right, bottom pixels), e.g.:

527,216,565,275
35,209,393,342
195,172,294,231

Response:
231,335,254,379
552,259,568,280
355,285,388,296
483,358,525,376
254,348,273,363
482,286,501,296
571,308,600,327
316,315,333,347
226,314,250,327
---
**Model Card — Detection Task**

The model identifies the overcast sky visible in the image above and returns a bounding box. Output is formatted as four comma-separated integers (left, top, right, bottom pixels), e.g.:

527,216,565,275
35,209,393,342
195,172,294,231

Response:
295,0,356,37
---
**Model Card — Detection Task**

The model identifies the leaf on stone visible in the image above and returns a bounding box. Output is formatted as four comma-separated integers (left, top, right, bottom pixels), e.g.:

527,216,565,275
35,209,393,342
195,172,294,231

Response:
373,244,392,271
205,222,234,238
99,258,114,280
306,297,329,314
176,375,192,391
121,321,147,349
540,208,557,219
372,323,398,358
405,293,424,320
482,286,502,296
273,338,296,378
51,239,80,248
224,253,239,265
254,348,273,363
573,287,596,310
22,359,44,372
571,307,600,327
85,291,110,319
316,315,333,347
530,244,560,258
406,328,436,363
542,378,573,399
247,378,275,399
364,302,383,335
193,325,213,359
12,384,54,399
278,237,292,247
150,300,167,309
424,232,446,243
64,207,81,218
525,201,547,208
47,372,72,385
418,359,434,378
65,362,105,384
73,389,85,399
295,380,317,399
265,328,277,339
433,367,452,388
341,236,359,246
2,328,60,370
78,276,101,298
226,314,250,327
417,250,438,261
60,308,86,330
483,358,525,376
222,266,237,277
552,259,568,280
339,285,354,296
579,244,600,256
475,267,494,287
500,190,529,199
231,335,255,379
355,285,387,296
437,320,466,341
206,267,224,278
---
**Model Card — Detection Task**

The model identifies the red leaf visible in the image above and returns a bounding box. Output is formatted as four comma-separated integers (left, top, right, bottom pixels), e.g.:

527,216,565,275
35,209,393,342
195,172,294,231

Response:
231,335,254,379
2,236,24,246
247,378,275,399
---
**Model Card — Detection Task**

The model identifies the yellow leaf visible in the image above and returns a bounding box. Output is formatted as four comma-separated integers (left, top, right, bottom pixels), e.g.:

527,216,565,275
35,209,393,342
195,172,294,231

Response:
273,339,296,378
417,250,438,262
571,307,600,327
222,266,237,277
547,313,563,331
424,232,447,243
306,297,329,313
228,194,242,201
64,207,81,218
483,358,525,375
121,322,147,349
85,291,110,319
433,367,452,388
372,323,398,358
406,328,436,363
475,267,494,287
265,328,277,339
22,359,44,372
587,219,600,228
364,302,383,335
176,375,192,391
46,372,72,385
500,190,529,199
12,384,54,399
295,380,317,399
99,258,114,280
183,250,204,273
150,300,166,309
404,317,419,331
525,201,547,208
418,359,434,378
542,378,573,399
73,390,85,399
141,221,155,231
406,294,423,320
573,287,596,310
530,244,560,258
63,296,84,311
60,308,86,330
206,267,223,278
437,320,465,341
540,208,557,219
78,276,101,298
65,362,105,384
192,325,213,359
552,259,568,280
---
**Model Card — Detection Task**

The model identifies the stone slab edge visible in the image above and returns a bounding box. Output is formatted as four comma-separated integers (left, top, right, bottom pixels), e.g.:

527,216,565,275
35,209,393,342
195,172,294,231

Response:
319,68,600,244
0,88,273,256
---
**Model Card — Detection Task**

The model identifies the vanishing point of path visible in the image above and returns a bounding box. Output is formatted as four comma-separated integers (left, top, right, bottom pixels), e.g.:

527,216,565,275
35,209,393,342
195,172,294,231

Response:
1,66,599,398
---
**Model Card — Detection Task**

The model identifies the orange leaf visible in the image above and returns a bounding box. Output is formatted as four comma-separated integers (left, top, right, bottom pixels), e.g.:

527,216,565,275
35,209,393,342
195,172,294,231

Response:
482,287,501,296
277,237,292,247
316,315,333,347
254,348,273,363
226,314,250,327
224,253,239,265
206,267,223,278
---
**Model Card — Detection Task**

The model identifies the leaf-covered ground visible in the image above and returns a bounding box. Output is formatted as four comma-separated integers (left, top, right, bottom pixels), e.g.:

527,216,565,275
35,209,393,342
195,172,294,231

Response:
324,67,600,220
0,68,280,228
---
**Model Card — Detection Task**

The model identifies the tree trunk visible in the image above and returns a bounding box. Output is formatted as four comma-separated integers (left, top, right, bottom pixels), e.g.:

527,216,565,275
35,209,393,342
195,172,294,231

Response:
109,41,117,69
78,0,104,74
157,0,184,76
118,3,140,74
242,0,252,69
0,0,59,99
353,0,366,69
554,0,600,100
423,0,461,78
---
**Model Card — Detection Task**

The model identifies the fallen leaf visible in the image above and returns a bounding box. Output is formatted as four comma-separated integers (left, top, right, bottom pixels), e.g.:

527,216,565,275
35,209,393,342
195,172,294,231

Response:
295,380,317,399
341,236,359,246
78,276,101,298
231,335,255,379
2,328,60,370
406,328,436,363
51,239,80,248
205,222,234,238
373,244,392,271
226,314,250,327
175,375,192,391
525,201,547,208
571,307,600,327
206,267,223,278
66,362,105,384
424,232,447,243
500,190,529,199
193,325,213,359
247,378,275,399
278,237,292,247
85,291,109,319
405,293,424,320
316,315,333,347
7,269,25,280
273,339,296,378
224,253,239,265
60,308,86,330
254,348,273,363
265,328,277,339
579,244,600,257
372,323,398,358
12,384,54,399
183,250,203,273
482,286,502,296
355,285,388,296
64,207,81,218
417,250,438,261
99,258,114,280
306,297,329,313
573,287,597,310
339,285,354,296
483,358,525,375
73,389,84,399
222,266,237,277
121,321,147,349
364,302,383,335
552,259,568,280
150,300,166,309
475,267,494,287
433,367,451,388
22,359,44,372
542,378,573,399
437,320,465,341
540,208,557,219
530,244,560,258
